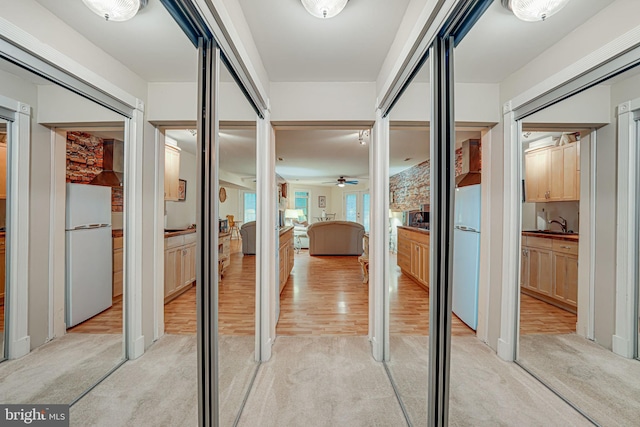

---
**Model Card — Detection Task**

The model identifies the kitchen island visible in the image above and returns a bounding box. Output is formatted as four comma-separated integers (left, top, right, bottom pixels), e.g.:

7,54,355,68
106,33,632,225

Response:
397,226,430,290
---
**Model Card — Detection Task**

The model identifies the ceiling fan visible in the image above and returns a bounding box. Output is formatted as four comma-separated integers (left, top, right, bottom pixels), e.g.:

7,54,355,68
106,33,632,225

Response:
324,176,359,187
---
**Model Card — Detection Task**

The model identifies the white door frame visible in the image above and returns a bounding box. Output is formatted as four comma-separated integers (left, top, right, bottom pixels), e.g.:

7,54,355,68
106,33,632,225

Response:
0,94,31,359
498,31,640,361
614,99,640,358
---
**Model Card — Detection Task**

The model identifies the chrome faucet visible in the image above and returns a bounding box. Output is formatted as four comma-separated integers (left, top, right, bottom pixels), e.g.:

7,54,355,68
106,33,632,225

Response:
548,216,568,233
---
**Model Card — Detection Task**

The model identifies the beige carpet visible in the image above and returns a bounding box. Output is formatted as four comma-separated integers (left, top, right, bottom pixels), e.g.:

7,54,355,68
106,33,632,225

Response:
0,333,123,404
69,334,258,427
387,335,591,427
238,336,406,427
520,333,640,426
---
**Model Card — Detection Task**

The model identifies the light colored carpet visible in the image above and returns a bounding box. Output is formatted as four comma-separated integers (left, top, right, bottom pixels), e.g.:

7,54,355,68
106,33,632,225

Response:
238,336,406,427
69,334,258,427
387,335,591,427
520,333,640,426
0,333,122,404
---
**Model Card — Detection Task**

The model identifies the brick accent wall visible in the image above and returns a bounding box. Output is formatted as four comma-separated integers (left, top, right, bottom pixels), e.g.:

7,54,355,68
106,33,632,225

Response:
390,142,481,211
66,131,122,212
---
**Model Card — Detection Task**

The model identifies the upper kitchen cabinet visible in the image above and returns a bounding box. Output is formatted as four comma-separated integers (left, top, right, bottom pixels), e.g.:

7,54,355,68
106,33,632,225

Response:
525,142,579,203
164,144,181,201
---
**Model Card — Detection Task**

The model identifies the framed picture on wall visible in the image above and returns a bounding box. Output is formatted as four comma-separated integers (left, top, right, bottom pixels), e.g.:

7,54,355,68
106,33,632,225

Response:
318,195,326,208
178,179,187,201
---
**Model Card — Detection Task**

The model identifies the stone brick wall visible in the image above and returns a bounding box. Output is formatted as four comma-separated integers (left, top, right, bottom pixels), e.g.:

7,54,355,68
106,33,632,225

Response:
66,131,104,183
390,142,481,211
66,131,122,212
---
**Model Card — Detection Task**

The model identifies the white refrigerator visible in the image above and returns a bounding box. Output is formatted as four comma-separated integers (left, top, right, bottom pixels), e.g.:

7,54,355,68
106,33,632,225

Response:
452,184,481,331
65,183,113,328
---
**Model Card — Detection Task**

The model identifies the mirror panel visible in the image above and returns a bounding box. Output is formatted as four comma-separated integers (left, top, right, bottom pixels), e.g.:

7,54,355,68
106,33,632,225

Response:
0,57,126,403
0,118,6,363
386,56,431,426
517,64,640,426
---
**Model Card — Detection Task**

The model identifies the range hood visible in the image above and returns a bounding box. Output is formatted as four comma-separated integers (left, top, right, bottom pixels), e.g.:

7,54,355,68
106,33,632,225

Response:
456,138,481,187
90,139,124,187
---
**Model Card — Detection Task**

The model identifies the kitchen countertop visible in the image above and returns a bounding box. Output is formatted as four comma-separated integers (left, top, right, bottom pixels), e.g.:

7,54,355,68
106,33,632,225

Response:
164,228,197,238
279,225,293,236
398,225,430,235
112,229,123,238
522,230,579,242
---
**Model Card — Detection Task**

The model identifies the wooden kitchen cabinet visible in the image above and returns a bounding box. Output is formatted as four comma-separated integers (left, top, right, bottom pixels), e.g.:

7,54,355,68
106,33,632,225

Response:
525,143,579,202
398,226,430,290
164,232,196,303
0,141,6,199
112,236,123,298
521,234,578,313
552,240,578,306
524,149,550,202
0,235,4,306
279,227,294,294
164,144,181,201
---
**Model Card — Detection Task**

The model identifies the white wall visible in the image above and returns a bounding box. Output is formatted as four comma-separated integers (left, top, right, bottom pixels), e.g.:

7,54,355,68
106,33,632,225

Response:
37,85,125,125
165,150,197,229
218,187,242,222
147,82,256,122
269,82,377,122
288,184,336,222
389,82,501,123
523,86,611,125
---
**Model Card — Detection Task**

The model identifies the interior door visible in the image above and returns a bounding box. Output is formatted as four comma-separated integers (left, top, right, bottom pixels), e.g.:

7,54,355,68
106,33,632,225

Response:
344,191,370,231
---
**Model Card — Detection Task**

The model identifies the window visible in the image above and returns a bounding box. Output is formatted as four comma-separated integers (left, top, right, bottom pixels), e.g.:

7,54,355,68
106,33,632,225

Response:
294,191,309,219
243,192,256,222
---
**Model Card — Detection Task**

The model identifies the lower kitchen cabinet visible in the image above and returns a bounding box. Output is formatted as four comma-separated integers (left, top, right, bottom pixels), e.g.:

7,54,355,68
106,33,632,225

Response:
164,232,197,303
521,234,578,312
0,235,4,306
112,236,123,298
397,226,430,290
279,227,294,294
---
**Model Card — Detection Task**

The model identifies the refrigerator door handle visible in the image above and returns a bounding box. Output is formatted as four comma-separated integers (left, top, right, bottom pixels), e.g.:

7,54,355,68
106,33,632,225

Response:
456,225,480,233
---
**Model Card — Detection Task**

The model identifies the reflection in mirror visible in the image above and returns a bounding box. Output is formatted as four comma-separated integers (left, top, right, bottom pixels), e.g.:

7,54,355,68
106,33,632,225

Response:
0,118,6,363
517,64,640,426
217,62,259,425
0,57,126,403
385,57,432,426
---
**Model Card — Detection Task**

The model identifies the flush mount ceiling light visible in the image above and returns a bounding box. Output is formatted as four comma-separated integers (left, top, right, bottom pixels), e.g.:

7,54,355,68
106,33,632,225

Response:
501,0,570,22
301,0,349,19
82,0,148,22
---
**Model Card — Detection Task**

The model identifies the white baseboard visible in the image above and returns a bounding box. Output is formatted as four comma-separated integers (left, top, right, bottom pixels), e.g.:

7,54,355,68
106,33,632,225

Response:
129,335,145,360
497,338,514,362
9,335,30,359
612,334,633,359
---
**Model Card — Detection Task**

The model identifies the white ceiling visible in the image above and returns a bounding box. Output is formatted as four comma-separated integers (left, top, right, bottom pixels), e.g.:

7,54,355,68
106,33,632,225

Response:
27,0,619,185
237,0,411,82
34,0,198,82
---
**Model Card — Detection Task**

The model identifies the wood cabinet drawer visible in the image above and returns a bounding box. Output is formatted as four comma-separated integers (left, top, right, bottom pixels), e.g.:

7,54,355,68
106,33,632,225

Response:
183,233,196,244
165,235,184,249
526,236,553,249
552,240,578,256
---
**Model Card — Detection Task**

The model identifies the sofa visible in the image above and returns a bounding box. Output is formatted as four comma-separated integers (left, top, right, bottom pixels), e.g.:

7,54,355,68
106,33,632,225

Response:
240,221,256,255
307,221,365,256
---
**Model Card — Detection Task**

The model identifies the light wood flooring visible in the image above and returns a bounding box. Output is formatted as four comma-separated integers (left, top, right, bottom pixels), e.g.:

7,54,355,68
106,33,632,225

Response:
519,293,577,335
26,240,576,337
67,296,123,334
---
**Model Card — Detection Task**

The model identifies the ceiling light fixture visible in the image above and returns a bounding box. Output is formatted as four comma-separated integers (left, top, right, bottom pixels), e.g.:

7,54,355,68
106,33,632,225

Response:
358,129,369,146
301,0,348,19
82,0,148,22
501,0,570,22
338,182,345,188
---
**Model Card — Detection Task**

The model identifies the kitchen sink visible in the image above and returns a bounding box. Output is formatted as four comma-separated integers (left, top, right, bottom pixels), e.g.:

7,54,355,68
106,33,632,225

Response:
524,230,577,235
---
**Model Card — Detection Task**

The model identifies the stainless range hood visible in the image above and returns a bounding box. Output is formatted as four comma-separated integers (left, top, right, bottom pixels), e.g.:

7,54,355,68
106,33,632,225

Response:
456,138,481,187
90,139,124,187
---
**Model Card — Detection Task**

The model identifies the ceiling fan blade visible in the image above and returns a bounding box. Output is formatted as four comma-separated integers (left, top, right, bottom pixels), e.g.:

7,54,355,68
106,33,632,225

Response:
346,180,359,185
